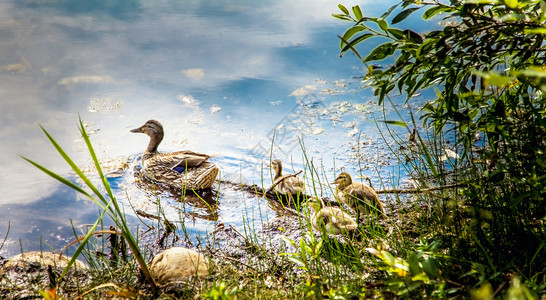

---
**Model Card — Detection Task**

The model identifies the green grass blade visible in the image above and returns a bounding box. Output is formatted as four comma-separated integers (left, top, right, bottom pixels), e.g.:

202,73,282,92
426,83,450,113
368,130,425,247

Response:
59,201,111,280
78,118,117,208
19,156,106,210
38,126,111,207
0,221,10,251
76,118,157,289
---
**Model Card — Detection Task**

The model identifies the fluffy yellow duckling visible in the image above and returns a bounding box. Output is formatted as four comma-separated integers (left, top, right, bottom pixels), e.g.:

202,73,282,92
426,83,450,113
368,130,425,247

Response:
307,197,357,235
268,159,305,195
131,120,219,190
333,172,385,222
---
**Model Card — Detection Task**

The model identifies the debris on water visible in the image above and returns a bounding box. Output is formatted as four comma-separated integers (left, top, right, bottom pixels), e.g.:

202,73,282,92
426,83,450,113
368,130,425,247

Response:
0,62,27,73
343,121,358,128
354,103,368,113
289,85,317,97
322,88,336,95
333,80,347,88
347,127,359,137
315,79,327,85
334,101,353,113
439,148,459,161
312,127,324,135
210,104,222,114
182,68,205,80
80,156,130,178
88,97,121,112
177,95,199,106
57,75,113,86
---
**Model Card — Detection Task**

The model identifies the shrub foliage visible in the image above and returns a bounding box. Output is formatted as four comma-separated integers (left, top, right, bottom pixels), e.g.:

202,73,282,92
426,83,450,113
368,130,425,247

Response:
336,0,545,294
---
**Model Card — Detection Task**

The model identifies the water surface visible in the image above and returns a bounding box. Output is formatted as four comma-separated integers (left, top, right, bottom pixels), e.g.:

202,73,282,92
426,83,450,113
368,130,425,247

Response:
0,0,425,257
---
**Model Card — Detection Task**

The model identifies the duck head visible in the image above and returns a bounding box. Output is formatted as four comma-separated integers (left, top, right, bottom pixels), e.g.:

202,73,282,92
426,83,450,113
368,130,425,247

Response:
131,119,164,153
333,172,352,190
268,159,283,179
306,196,325,213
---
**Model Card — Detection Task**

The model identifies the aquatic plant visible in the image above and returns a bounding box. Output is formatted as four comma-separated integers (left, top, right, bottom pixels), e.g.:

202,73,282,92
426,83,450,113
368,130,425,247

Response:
21,118,158,292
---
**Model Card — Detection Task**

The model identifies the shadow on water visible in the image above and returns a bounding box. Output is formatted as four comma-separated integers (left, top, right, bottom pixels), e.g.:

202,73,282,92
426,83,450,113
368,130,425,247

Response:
0,178,125,257
134,178,221,222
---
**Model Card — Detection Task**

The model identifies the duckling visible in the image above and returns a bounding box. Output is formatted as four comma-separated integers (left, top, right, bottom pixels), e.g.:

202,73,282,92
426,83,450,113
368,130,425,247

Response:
268,159,305,195
307,197,357,235
333,172,385,222
130,120,219,190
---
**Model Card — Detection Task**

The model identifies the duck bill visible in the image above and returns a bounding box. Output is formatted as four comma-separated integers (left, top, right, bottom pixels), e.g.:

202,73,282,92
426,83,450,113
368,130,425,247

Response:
130,126,143,133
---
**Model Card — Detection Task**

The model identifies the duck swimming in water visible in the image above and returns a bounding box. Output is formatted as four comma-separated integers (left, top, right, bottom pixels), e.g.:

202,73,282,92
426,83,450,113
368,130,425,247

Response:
130,120,219,191
333,172,385,222
268,159,305,196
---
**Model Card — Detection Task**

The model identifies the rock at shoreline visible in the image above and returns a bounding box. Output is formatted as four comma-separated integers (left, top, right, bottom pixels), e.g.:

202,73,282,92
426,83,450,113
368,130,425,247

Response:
2,251,88,270
150,247,209,284
0,251,89,298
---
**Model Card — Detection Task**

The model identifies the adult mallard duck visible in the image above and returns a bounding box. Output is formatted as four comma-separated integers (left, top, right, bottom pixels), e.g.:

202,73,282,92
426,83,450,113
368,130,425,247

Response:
307,196,357,235
268,159,305,195
333,172,385,222
130,120,219,191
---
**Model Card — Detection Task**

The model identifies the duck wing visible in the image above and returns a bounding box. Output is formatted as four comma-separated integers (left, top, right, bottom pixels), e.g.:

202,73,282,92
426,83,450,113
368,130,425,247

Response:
147,151,213,173
171,151,212,167
346,183,385,215
273,174,305,194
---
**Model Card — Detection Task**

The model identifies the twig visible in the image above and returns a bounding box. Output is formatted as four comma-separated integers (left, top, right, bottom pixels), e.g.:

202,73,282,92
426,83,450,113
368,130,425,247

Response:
229,224,249,243
211,252,259,272
266,170,303,193
376,182,468,194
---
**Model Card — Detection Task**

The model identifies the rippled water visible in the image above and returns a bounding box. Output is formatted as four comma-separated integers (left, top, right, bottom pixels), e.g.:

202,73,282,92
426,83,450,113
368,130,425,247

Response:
0,0,428,257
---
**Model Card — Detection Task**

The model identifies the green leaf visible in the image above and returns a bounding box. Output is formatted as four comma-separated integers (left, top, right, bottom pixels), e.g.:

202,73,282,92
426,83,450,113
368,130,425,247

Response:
503,0,519,8
383,120,408,127
377,18,389,31
285,255,306,267
412,272,430,282
421,257,438,277
332,13,354,21
517,66,546,78
403,29,424,44
387,28,405,40
392,7,420,24
523,28,546,35
473,70,512,86
280,236,297,247
352,5,363,20
338,4,349,15
340,33,373,58
378,83,395,105
364,42,396,62
408,253,421,275
340,25,368,48
465,0,501,4
423,5,457,19
380,3,399,19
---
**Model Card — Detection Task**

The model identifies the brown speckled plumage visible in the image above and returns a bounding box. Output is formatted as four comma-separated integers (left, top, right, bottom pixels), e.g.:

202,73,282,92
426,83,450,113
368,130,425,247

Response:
269,159,305,195
307,197,357,235
333,172,385,222
131,120,219,190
